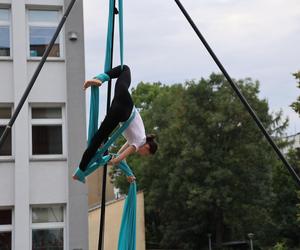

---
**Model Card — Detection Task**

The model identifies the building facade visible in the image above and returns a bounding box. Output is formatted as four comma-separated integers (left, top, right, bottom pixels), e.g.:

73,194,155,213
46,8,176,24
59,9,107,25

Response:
0,0,88,249
88,192,146,250
88,166,116,207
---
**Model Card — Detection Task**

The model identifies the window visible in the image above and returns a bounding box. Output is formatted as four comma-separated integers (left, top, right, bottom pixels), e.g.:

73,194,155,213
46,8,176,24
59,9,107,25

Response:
28,9,62,58
0,106,12,157
31,206,65,250
0,209,13,250
31,106,65,157
0,8,11,57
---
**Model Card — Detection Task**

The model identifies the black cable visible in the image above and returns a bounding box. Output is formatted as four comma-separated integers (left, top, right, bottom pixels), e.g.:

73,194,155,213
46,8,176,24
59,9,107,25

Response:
98,1,117,249
174,0,300,186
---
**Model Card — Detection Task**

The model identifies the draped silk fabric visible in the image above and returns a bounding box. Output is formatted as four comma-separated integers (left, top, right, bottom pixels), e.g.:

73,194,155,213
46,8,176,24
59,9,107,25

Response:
88,1,137,249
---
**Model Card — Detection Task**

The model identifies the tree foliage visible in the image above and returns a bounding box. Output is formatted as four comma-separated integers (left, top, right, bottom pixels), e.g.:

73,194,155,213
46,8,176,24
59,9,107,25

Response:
113,74,299,249
291,71,300,115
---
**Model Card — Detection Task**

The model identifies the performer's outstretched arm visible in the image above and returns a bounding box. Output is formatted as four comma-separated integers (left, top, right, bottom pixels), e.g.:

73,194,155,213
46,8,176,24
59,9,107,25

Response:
110,145,136,166
118,142,129,155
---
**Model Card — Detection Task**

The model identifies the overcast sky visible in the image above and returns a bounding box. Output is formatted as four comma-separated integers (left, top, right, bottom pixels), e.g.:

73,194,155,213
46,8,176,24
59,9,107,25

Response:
82,0,299,135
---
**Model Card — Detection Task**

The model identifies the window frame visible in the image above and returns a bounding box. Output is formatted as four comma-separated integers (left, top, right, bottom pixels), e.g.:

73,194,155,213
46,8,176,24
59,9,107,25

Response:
30,205,66,250
26,7,64,60
0,104,14,160
0,208,14,250
29,104,66,160
0,6,12,59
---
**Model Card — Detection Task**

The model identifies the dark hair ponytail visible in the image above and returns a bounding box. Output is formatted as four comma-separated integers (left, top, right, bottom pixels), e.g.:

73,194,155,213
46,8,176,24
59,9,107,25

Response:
146,134,158,154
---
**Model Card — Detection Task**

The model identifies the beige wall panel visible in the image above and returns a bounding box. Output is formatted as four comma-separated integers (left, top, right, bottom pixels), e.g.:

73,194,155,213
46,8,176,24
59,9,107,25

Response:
89,192,146,250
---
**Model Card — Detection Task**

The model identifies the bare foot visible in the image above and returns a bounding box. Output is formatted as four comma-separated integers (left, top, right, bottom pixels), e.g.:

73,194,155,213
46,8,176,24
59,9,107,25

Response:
83,79,102,90
72,175,86,183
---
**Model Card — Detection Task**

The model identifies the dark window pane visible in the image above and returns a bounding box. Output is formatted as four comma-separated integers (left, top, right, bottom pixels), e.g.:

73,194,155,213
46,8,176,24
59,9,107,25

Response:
0,107,11,119
0,26,10,57
0,232,11,250
0,126,12,156
32,229,63,250
32,125,62,155
0,210,12,225
32,206,64,223
32,108,62,119
30,27,59,57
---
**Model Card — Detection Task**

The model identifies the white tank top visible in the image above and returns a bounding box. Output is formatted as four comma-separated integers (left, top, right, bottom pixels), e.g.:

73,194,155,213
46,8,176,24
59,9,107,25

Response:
122,108,146,151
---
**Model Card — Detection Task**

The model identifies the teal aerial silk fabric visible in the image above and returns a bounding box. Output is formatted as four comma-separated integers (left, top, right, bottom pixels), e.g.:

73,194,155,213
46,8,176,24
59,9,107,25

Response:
83,109,136,178
117,161,137,250
73,107,135,182
88,1,137,249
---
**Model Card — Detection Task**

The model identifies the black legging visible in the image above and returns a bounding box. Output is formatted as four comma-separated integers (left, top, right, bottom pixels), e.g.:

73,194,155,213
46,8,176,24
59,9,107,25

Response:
79,65,133,171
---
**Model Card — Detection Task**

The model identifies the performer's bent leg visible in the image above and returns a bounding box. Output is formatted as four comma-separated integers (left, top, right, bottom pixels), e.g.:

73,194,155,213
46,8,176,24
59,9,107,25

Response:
105,65,131,83
79,65,133,171
79,110,119,171
110,66,134,121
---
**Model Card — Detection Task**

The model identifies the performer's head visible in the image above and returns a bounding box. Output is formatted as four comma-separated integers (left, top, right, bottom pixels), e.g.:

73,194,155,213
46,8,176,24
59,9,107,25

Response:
138,134,158,156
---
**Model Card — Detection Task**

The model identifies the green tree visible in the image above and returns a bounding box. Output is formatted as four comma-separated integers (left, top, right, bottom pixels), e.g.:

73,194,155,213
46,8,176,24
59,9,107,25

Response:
269,149,300,248
114,74,292,249
293,71,300,226
265,70,300,249
273,242,288,250
291,71,300,115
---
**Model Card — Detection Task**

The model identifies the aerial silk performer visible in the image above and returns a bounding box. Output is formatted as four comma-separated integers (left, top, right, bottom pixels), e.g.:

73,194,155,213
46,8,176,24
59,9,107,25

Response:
73,65,158,183
73,1,158,249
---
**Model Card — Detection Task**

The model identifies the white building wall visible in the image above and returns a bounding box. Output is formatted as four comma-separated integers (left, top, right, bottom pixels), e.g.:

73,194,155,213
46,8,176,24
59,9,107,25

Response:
0,62,13,101
29,161,68,204
12,1,31,249
0,0,87,249
28,62,67,103
0,163,14,206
